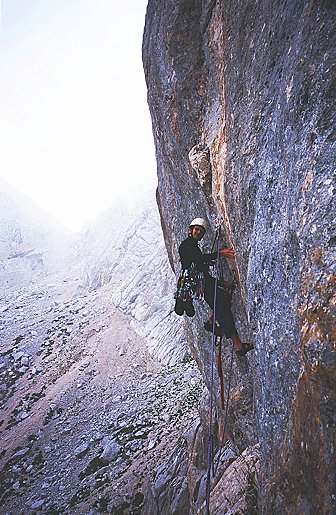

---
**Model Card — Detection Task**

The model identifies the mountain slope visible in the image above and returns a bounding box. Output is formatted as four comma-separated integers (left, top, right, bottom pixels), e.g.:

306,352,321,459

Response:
0,177,71,294
0,179,197,513
77,183,187,365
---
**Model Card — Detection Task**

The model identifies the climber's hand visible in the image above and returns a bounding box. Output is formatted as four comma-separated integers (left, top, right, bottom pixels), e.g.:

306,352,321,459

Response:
220,248,235,259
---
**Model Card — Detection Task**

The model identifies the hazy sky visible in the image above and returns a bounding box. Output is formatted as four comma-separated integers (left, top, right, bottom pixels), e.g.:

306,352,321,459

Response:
0,0,156,230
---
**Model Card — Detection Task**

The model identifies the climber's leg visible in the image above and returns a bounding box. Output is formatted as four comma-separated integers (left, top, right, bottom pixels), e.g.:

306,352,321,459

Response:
204,275,254,354
230,331,243,351
204,275,235,337
203,314,223,336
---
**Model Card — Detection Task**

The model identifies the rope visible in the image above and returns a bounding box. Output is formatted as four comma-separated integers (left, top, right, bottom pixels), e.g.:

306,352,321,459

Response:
216,336,225,410
205,222,236,511
205,226,221,515
214,339,235,477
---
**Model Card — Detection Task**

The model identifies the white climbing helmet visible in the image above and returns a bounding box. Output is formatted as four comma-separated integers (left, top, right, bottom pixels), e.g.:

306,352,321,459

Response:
189,218,207,231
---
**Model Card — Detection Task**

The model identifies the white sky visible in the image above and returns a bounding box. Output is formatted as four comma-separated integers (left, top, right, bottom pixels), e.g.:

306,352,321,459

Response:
0,0,156,230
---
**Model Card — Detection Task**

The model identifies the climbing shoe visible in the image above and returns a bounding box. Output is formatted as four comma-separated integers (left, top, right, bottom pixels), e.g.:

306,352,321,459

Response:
204,321,224,337
235,342,254,356
174,299,185,316
174,299,195,317
184,301,195,317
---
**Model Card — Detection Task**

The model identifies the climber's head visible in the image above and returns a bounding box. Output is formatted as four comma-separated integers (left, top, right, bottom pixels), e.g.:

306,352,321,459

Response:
189,218,207,240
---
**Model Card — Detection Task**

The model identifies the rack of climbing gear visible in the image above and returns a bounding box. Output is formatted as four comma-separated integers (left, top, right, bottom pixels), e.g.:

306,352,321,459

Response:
174,262,205,302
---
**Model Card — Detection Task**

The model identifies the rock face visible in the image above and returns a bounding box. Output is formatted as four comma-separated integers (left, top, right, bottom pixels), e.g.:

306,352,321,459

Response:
143,1,335,513
77,181,187,365
0,179,200,513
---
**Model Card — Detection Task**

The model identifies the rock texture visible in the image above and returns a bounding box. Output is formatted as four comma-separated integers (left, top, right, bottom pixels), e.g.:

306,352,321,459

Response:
0,281,204,514
77,182,187,365
143,1,335,513
0,178,197,513
201,444,260,515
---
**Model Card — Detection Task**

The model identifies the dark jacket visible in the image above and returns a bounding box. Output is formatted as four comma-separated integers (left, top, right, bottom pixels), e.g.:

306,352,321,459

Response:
178,236,217,273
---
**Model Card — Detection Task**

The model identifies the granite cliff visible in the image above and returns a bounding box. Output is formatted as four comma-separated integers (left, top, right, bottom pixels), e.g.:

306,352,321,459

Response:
143,1,335,513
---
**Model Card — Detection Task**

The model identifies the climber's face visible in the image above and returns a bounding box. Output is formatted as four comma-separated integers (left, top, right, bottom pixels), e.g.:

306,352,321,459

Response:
191,225,205,240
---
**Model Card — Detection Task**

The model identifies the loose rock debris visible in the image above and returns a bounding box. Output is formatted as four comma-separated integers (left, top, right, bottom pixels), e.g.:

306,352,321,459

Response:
0,280,204,514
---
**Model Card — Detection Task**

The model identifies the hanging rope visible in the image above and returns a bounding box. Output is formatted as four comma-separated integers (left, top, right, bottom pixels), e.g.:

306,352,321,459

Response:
150,308,175,331
205,223,236,513
216,336,225,410
214,339,235,477
205,225,221,515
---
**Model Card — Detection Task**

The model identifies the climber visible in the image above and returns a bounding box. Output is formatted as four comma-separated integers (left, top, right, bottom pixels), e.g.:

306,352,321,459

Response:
174,218,254,356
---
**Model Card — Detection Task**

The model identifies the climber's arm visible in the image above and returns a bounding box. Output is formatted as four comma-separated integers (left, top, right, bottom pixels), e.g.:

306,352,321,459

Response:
219,249,235,259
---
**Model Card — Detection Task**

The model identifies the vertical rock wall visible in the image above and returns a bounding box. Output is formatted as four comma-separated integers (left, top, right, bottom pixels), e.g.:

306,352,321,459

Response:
143,0,335,512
